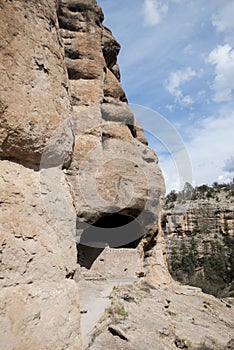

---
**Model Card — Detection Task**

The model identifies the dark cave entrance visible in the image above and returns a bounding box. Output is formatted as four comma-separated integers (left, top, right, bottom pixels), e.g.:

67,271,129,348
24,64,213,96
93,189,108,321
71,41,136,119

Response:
77,213,143,269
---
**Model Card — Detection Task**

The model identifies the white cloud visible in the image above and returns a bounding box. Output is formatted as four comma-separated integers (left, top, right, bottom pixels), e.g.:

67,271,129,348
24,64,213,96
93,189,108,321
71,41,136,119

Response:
154,106,234,192
143,0,186,28
183,44,193,55
166,104,174,112
165,67,197,96
218,173,233,184
181,95,193,106
212,2,234,35
160,155,182,193
223,155,234,173
170,0,185,3
143,0,168,27
207,44,234,102
186,110,234,186
165,67,197,106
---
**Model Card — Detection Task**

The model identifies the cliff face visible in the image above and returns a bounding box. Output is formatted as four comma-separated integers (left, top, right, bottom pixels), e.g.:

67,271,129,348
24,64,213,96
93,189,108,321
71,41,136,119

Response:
57,0,165,236
0,1,80,348
164,184,234,249
0,0,73,166
0,0,166,348
164,187,233,239
164,184,234,297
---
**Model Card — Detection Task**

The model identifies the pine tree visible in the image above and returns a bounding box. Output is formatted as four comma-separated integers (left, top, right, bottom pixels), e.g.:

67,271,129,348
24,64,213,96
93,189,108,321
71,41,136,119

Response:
170,247,181,272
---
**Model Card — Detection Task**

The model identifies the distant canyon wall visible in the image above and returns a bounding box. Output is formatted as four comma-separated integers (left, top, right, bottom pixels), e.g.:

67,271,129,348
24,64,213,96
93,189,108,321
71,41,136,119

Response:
163,186,234,270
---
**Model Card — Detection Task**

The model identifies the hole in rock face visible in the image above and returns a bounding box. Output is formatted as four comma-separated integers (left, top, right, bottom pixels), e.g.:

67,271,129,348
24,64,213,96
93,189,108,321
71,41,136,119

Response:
77,213,143,269
80,213,143,248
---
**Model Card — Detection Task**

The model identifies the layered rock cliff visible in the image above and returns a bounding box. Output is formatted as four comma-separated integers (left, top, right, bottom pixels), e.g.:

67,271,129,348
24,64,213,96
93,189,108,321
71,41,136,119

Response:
164,184,234,239
0,0,167,348
164,183,234,297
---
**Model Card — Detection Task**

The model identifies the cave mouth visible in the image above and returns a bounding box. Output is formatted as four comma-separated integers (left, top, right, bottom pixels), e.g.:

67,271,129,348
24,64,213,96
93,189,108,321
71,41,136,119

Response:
77,213,143,269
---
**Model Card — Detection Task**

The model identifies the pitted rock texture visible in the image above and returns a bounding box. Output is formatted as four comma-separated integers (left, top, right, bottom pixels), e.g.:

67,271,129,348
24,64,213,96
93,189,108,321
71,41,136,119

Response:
0,281,81,350
0,0,167,349
0,1,81,348
70,136,164,239
88,282,234,350
0,0,74,166
58,0,166,257
0,160,81,349
0,161,77,287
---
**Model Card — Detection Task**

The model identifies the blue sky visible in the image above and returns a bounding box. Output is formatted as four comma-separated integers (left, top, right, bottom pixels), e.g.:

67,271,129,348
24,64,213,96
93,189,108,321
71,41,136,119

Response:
98,0,234,192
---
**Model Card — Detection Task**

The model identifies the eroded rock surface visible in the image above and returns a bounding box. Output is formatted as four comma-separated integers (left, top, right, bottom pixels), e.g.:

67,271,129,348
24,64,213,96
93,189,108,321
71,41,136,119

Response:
58,0,166,256
87,282,234,350
0,0,73,166
0,159,81,349
0,0,167,349
0,1,80,348
0,281,81,350
0,0,233,349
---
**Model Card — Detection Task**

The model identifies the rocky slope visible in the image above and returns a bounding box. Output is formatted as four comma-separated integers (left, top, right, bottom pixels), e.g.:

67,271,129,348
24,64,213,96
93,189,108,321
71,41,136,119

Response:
87,281,234,350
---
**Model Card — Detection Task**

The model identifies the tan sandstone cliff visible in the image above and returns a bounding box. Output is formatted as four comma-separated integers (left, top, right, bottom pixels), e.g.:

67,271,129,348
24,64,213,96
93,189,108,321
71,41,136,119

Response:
0,1,167,349
163,184,234,270
1,2,233,350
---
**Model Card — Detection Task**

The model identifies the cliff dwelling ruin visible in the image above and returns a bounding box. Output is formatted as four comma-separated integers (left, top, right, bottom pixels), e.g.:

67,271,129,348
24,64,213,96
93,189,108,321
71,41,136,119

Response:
77,213,144,277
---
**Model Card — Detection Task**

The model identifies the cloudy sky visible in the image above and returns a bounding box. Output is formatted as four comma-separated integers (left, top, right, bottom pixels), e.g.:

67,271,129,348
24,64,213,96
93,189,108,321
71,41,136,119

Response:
98,0,234,192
